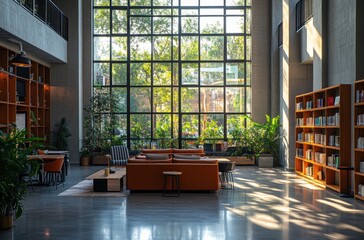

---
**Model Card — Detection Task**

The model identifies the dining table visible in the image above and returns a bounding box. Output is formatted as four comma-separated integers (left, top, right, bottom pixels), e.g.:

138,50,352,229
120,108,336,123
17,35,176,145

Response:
28,154,66,184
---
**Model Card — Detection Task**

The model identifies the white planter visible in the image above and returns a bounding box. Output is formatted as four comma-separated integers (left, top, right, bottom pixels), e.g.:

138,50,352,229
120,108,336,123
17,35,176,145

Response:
258,154,274,167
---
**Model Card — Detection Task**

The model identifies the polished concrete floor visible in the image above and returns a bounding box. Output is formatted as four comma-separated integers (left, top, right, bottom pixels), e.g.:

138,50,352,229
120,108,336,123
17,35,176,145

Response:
1,165,364,240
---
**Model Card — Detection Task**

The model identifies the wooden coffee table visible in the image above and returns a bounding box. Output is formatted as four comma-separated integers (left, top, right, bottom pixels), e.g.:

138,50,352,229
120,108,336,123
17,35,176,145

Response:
86,168,126,192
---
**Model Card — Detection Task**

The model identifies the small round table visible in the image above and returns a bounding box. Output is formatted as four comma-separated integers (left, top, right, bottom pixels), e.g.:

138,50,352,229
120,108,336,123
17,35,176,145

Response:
162,171,182,197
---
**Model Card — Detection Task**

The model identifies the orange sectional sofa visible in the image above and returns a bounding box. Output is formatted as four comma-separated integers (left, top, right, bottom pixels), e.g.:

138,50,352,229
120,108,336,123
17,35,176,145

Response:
126,149,218,192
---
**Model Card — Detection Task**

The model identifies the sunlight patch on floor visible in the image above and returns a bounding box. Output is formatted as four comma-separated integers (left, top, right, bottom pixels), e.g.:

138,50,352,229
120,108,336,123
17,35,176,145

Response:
248,213,281,230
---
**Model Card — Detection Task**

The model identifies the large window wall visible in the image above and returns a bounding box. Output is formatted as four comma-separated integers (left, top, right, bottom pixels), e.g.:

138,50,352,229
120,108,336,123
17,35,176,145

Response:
93,0,251,150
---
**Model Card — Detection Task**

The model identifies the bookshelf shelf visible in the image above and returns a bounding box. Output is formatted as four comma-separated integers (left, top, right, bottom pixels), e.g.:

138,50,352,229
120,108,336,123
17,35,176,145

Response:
354,79,364,200
295,84,351,195
0,46,50,145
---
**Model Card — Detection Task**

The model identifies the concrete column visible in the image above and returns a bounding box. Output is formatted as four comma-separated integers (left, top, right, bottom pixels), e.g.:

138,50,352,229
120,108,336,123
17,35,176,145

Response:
51,0,83,162
251,0,271,123
280,0,313,169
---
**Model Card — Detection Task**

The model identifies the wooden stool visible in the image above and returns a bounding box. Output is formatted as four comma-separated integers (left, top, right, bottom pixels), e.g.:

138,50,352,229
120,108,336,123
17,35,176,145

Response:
163,171,182,197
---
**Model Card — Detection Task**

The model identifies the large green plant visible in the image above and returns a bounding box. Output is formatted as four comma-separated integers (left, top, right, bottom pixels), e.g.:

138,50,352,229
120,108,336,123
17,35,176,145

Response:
0,127,42,219
83,89,119,153
246,115,282,164
201,119,223,144
52,117,71,150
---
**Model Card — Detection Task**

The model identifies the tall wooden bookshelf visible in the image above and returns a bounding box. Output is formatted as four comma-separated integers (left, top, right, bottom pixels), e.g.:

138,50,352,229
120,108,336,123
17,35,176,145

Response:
0,46,50,145
354,79,364,201
295,84,351,195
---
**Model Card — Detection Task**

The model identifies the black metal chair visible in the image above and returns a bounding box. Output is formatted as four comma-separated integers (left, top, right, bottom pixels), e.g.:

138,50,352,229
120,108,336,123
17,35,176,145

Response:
219,161,236,189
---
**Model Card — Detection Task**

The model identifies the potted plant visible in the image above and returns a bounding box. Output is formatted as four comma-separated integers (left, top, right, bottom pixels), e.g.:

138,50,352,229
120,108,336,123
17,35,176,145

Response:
52,117,71,150
245,115,282,167
83,89,119,165
0,127,42,229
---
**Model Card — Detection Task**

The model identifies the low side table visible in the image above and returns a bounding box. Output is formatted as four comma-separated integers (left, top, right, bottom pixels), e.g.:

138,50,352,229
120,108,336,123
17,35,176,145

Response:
86,168,126,192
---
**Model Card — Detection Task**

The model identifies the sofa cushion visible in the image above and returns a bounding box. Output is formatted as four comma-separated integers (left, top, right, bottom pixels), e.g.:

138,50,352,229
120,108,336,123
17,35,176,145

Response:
172,148,205,156
172,159,218,164
146,153,170,160
141,149,173,155
128,158,172,163
173,154,200,160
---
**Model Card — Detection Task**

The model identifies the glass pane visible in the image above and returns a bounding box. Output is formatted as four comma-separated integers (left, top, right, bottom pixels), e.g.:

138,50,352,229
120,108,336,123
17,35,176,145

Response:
200,9,224,15
153,17,172,34
130,63,151,86
112,10,127,34
246,36,251,60
173,87,179,112
173,114,179,139
94,9,110,34
226,63,245,85
112,87,127,112
246,62,251,85
181,17,198,33
182,63,198,85
226,87,245,112
227,36,245,60
130,37,151,60
200,62,224,85
200,114,224,139
94,37,110,60
113,114,127,145
182,114,199,138
112,0,128,6
154,88,171,112
246,87,251,112
181,9,198,15
246,8,251,34
94,0,109,6
130,0,151,6
94,63,110,86
111,37,127,60
226,9,245,15
131,139,150,150
227,114,245,139
181,36,199,60
154,63,172,85
200,36,224,60
181,87,199,112
154,0,172,6
226,16,245,34
200,0,223,6
200,87,224,112
153,36,171,60
130,114,151,138
154,115,172,147
130,8,151,15
154,9,172,15
173,17,179,34
131,17,151,34
200,17,223,34
226,0,245,6
173,63,179,85
180,0,198,6
246,0,251,6
112,63,127,85
130,87,151,112
172,37,179,60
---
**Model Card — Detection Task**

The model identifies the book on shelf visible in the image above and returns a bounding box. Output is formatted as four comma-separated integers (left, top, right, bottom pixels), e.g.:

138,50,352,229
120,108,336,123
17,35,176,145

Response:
356,90,364,103
334,96,340,105
316,98,324,108
360,162,364,172
327,96,335,106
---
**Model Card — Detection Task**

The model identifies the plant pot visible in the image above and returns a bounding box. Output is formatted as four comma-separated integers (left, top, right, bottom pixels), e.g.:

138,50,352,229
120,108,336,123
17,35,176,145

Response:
0,214,13,230
203,143,213,153
92,154,109,165
257,154,274,167
80,156,90,166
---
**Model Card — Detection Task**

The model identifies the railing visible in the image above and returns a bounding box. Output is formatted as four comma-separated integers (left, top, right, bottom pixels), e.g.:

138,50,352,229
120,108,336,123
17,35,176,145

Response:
296,0,313,31
278,22,282,48
13,0,68,40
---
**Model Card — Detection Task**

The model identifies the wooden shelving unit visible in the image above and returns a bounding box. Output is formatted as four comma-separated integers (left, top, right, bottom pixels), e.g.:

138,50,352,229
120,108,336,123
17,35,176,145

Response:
0,46,50,145
295,84,351,195
354,79,364,201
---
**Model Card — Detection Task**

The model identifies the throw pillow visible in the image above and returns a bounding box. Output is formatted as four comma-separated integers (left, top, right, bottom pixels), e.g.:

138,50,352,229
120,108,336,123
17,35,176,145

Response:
173,154,200,160
146,153,170,160
136,155,146,159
